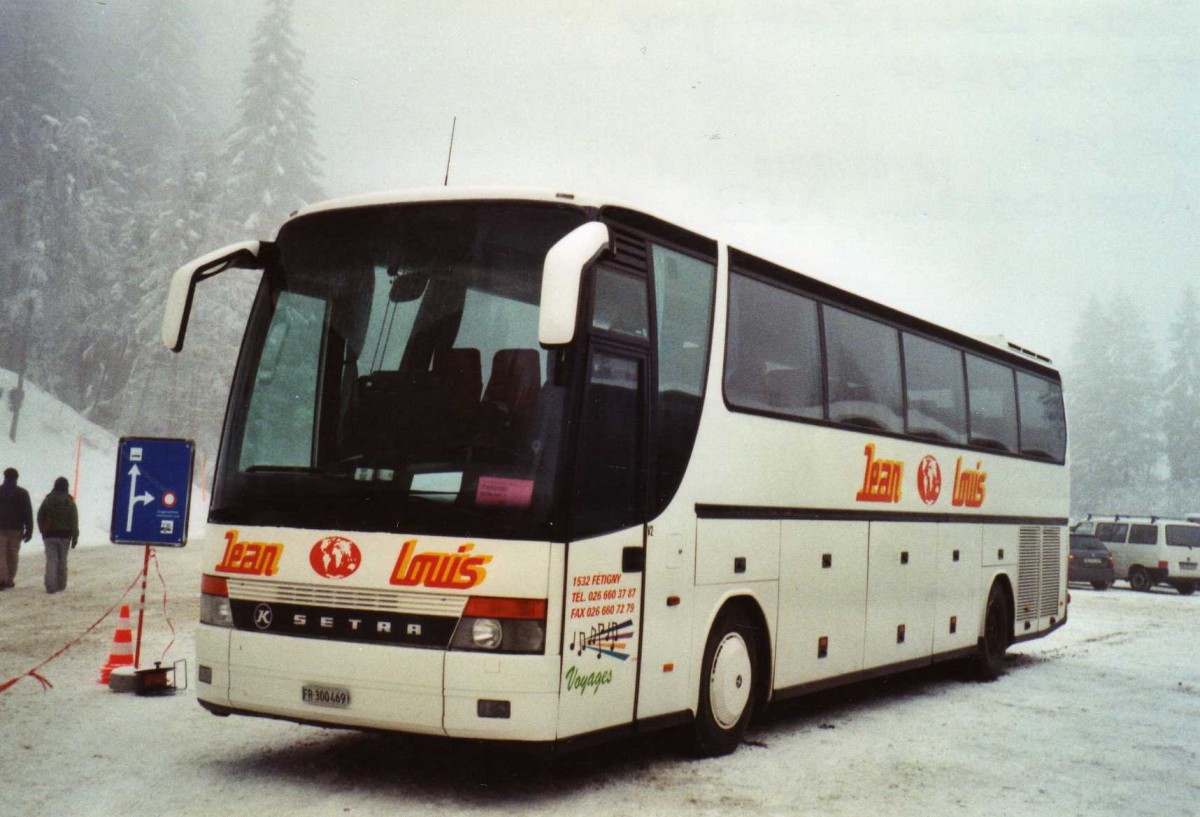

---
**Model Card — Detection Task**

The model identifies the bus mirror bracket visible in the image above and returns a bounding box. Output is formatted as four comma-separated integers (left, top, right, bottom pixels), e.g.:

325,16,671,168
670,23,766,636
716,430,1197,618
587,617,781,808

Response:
538,222,610,346
162,240,270,352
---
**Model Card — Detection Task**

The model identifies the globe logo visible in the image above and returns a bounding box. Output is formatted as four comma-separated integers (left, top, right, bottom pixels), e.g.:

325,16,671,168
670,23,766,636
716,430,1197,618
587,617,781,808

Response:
917,455,942,505
309,536,362,579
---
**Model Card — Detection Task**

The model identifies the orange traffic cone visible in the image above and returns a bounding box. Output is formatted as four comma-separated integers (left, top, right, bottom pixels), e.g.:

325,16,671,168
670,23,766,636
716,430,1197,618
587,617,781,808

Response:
99,605,135,684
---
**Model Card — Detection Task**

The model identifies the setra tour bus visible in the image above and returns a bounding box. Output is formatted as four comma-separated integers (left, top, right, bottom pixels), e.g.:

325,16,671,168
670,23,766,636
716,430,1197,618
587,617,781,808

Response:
163,188,1069,756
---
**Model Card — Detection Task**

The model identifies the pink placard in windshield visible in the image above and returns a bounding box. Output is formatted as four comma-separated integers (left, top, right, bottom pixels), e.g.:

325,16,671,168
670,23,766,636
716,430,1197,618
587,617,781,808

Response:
476,476,535,508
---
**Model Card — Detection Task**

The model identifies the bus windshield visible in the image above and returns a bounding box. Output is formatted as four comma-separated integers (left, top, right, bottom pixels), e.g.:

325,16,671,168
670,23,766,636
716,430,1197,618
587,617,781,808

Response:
211,201,588,539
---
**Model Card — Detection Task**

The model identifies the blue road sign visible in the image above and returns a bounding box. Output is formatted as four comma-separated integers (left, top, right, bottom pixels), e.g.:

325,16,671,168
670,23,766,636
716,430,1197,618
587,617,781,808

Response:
111,437,195,547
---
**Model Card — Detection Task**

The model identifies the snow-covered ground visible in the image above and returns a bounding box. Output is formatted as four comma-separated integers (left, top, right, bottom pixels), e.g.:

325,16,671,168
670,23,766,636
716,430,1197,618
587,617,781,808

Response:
1,540,1197,817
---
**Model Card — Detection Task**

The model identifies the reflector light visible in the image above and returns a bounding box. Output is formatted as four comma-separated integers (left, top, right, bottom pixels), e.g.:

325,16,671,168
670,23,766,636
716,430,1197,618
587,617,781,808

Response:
477,699,511,719
1159,561,1169,570
201,574,229,597
464,596,546,620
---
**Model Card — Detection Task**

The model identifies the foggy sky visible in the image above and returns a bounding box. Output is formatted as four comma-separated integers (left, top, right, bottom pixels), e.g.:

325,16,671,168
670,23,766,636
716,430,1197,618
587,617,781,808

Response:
193,1,1200,368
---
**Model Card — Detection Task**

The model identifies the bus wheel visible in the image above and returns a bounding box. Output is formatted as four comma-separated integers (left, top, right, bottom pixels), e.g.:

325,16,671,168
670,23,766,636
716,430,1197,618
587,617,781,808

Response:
976,583,1010,681
1129,567,1152,592
691,608,758,757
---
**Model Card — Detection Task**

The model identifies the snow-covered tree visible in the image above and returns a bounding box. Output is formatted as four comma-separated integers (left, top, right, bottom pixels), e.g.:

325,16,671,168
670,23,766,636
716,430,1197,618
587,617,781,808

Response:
1162,285,1200,514
221,0,323,233
1066,294,1164,516
0,3,133,431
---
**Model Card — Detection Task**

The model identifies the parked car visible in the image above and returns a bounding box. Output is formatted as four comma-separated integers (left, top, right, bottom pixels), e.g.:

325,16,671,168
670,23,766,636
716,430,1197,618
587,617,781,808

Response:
1072,515,1200,594
1068,533,1115,590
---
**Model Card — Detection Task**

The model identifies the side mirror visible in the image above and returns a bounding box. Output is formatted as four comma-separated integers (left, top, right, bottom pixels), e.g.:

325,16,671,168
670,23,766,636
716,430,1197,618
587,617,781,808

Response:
162,241,268,352
538,222,610,346
388,270,428,303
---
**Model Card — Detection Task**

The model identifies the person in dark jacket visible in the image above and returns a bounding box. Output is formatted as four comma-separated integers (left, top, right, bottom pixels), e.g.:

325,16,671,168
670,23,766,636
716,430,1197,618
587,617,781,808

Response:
37,477,79,594
0,467,34,589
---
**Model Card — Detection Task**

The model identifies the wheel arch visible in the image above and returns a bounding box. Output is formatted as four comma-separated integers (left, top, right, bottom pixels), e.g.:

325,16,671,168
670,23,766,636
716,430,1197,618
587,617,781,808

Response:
984,571,1016,644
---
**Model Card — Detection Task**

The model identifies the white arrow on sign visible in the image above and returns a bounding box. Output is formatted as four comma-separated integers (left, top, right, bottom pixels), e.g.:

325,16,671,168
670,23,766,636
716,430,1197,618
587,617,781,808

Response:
125,464,156,533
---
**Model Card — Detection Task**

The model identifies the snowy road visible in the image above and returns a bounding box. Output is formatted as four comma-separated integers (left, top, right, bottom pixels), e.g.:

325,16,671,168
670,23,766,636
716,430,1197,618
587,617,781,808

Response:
2,543,1198,817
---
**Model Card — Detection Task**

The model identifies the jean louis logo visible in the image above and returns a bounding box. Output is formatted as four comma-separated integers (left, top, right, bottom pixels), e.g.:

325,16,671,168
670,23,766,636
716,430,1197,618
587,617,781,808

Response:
215,530,282,576
388,541,492,589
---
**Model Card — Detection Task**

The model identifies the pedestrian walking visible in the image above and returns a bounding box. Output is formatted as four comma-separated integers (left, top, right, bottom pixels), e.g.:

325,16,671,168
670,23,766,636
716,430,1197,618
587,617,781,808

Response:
0,467,34,589
37,477,79,594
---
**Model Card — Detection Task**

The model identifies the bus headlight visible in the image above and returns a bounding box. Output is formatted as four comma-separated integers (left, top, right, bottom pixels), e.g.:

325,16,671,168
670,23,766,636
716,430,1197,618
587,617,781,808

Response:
450,596,547,654
472,618,503,649
200,574,233,628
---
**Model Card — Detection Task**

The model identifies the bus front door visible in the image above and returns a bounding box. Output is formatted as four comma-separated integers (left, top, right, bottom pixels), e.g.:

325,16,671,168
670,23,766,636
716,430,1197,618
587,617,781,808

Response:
559,347,647,739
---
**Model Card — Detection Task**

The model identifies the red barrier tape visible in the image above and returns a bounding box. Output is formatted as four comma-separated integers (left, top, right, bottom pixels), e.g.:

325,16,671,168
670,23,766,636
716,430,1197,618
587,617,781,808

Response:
0,567,146,694
149,548,176,661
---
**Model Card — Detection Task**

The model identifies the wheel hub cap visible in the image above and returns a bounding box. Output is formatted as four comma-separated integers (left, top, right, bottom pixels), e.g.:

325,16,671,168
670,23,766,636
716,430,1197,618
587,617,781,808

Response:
709,633,752,729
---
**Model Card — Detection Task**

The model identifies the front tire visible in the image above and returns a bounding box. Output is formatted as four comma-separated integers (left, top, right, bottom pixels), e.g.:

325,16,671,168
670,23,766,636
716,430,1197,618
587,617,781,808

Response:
976,582,1010,681
691,608,758,757
1129,567,1152,592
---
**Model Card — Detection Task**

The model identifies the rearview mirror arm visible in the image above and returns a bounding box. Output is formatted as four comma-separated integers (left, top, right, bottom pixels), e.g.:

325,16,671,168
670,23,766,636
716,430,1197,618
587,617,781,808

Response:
161,241,272,352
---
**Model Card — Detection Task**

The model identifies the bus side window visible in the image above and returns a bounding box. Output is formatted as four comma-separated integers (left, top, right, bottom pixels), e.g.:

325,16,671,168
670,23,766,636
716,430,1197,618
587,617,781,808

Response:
903,333,967,444
1015,371,1067,462
965,354,1018,452
724,272,823,420
824,305,903,433
652,244,715,514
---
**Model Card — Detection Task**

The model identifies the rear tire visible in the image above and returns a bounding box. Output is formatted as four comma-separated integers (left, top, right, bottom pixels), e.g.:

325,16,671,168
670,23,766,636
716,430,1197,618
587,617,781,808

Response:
1176,581,1196,596
1129,567,1152,592
691,607,758,757
1091,580,1110,591
976,582,1010,681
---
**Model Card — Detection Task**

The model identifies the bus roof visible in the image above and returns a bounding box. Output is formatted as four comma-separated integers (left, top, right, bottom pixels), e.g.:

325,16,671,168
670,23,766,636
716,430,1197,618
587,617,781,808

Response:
285,186,1058,374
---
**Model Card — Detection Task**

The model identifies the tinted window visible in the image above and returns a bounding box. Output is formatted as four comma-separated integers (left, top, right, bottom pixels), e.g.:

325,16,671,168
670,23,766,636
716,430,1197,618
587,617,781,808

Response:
966,355,1018,452
1128,524,1158,545
1017,371,1066,462
654,246,713,398
725,273,823,419
239,290,324,470
592,267,648,339
1094,522,1129,543
825,306,902,432
653,245,715,513
1070,535,1104,551
903,333,967,444
215,201,587,539
572,353,644,538
1166,525,1200,547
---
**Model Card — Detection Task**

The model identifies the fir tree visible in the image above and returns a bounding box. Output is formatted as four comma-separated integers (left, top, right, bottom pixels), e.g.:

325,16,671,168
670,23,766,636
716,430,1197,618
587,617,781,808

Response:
1067,294,1164,516
0,3,131,429
1162,285,1200,514
222,0,323,233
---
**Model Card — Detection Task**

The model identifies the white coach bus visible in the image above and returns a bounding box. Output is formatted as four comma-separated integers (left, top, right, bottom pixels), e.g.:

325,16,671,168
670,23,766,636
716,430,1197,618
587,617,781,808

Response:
164,188,1069,756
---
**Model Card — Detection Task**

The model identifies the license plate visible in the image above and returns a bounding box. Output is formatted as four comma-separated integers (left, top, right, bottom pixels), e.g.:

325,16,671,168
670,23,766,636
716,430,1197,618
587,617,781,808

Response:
1084,558,1102,565
302,683,351,708
1181,562,1197,572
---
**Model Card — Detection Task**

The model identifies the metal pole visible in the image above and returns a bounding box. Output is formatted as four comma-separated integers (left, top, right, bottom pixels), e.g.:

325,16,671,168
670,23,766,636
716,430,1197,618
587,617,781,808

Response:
134,544,150,668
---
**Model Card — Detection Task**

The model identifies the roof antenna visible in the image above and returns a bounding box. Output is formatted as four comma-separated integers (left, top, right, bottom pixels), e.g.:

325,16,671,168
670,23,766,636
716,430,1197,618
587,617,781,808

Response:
443,116,457,186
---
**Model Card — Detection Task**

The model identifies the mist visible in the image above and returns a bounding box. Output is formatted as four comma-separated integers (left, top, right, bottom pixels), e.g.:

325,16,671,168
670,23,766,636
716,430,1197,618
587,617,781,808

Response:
1,0,1197,516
